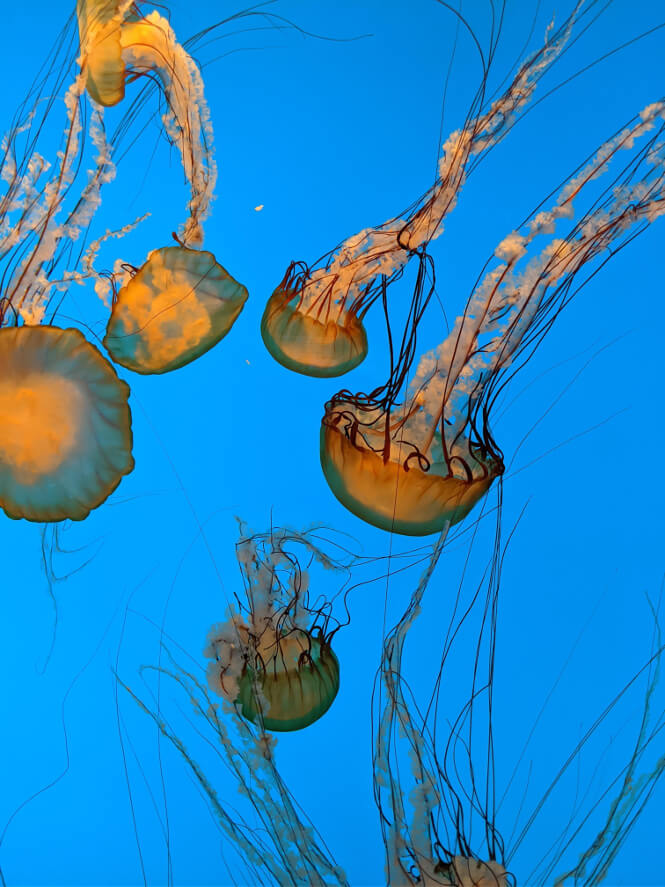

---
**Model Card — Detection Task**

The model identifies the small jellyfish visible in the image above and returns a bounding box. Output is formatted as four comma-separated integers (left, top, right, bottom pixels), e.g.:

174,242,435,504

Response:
204,525,345,732
119,518,357,884
321,100,665,535
261,260,369,378
208,622,340,733
103,246,248,374
262,8,584,378
0,325,133,522
76,0,126,107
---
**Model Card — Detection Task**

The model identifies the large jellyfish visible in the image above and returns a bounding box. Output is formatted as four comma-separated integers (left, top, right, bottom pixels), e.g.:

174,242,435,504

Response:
261,3,587,378
0,325,132,521
321,99,665,535
0,22,134,521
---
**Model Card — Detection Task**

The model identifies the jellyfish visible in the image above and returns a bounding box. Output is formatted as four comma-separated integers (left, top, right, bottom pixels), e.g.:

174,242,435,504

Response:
84,8,249,373
0,19,138,521
102,246,248,374
321,99,665,535
0,325,133,521
76,0,127,107
373,518,665,886
261,4,586,377
116,520,365,884
204,524,346,731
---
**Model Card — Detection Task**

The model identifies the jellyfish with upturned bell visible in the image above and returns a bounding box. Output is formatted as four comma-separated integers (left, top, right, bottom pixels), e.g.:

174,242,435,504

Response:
80,7,248,373
204,525,344,732
261,6,585,378
0,325,133,521
321,98,665,536
0,28,136,522
103,246,248,374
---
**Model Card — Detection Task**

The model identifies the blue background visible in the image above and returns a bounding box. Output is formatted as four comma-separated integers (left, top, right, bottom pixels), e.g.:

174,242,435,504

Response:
0,1,663,884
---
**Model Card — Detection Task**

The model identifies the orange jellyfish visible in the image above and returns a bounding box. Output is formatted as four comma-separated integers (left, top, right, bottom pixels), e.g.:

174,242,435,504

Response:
0,28,136,521
321,100,665,535
0,325,132,522
79,10,248,373
262,8,585,378
102,246,248,374
207,621,340,732
205,525,345,732
76,0,127,107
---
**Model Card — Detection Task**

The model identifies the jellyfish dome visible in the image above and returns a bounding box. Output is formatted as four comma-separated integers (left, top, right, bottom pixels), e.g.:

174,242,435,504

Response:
205,616,340,733
320,402,502,536
207,621,340,732
103,246,248,374
76,0,126,107
235,631,339,731
261,263,368,378
0,325,133,522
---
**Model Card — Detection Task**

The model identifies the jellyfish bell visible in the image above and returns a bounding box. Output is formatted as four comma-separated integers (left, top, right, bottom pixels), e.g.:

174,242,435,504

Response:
320,402,503,536
236,631,339,732
102,245,248,374
0,325,133,522
205,620,340,733
261,263,368,378
76,0,127,107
